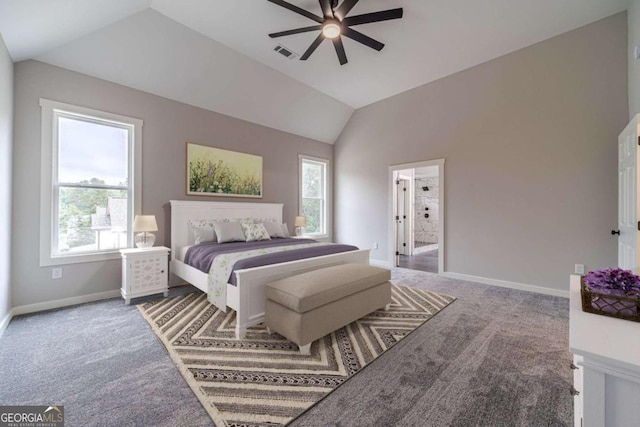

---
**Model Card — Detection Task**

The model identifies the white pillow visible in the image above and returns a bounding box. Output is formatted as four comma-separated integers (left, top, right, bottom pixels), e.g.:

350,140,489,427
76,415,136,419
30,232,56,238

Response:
189,220,217,244
263,222,285,238
241,223,271,242
214,221,246,243
281,223,291,238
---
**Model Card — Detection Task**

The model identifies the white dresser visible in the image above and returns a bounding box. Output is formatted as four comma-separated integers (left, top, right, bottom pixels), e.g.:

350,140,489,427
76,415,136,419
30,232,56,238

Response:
120,246,170,304
569,275,640,427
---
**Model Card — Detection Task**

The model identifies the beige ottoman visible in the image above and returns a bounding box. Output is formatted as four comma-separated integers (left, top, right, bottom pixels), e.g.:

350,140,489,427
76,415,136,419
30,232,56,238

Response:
264,263,392,355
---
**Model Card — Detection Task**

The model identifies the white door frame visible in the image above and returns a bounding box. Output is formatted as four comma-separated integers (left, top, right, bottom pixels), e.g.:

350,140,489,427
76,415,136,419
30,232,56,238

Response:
388,159,445,273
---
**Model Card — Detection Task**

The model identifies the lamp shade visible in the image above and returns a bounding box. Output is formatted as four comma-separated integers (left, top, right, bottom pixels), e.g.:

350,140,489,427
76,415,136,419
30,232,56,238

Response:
294,216,306,227
133,215,158,232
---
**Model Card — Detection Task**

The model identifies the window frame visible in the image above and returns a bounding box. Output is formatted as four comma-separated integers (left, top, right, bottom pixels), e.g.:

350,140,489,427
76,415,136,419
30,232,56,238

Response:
39,99,142,266
298,154,331,239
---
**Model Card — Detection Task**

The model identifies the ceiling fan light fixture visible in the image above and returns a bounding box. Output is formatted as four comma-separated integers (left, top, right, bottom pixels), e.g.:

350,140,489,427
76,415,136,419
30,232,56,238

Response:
322,22,341,39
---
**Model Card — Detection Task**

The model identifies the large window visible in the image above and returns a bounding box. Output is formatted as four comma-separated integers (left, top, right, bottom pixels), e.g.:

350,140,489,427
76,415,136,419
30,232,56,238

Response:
40,99,142,266
299,155,329,237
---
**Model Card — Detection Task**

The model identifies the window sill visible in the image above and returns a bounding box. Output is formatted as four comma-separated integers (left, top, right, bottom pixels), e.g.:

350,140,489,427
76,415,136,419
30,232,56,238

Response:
40,250,123,267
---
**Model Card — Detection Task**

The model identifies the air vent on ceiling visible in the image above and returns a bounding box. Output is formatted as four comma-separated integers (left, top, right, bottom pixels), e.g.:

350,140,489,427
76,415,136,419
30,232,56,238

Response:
274,44,298,60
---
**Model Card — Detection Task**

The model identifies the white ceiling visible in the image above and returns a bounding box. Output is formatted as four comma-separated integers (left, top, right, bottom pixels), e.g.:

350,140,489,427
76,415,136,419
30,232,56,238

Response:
150,0,629,108
0,0,153,61
0,0,630,143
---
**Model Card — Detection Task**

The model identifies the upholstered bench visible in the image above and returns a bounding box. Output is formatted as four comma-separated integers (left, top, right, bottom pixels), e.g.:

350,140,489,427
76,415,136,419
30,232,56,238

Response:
264,263,392,355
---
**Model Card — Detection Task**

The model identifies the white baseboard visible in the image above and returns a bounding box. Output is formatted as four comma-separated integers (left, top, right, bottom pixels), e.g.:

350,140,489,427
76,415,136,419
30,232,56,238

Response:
12,289,121,316
370,259,392,269
441,272,569,298
0,310,12,338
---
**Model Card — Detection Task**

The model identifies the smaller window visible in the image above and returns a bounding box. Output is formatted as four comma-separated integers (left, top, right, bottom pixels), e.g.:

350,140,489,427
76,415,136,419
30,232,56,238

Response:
299,155,329,237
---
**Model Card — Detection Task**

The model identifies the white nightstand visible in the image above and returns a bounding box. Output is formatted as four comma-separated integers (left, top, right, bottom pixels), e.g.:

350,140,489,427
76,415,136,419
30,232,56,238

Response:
120,246,170,304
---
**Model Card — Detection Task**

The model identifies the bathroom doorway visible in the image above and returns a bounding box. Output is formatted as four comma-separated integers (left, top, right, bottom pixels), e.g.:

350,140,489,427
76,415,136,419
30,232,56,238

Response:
390,159,444,274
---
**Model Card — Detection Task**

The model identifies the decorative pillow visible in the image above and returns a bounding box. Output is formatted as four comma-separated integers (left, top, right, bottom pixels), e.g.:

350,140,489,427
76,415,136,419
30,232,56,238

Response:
214,221,246,244
242,223,271,242
189,220,217,244
263,222,285,238
281,223,291,238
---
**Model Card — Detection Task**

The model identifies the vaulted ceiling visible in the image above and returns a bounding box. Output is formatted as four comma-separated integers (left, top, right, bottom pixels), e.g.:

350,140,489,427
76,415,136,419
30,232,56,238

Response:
0,0,629,143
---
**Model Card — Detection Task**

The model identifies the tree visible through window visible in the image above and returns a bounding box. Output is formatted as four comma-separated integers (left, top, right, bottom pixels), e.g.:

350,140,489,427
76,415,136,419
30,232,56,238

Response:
300,157,327,236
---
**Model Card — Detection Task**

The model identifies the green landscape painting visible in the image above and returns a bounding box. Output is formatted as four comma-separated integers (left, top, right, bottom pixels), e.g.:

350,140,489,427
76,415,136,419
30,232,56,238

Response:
187,143,262,198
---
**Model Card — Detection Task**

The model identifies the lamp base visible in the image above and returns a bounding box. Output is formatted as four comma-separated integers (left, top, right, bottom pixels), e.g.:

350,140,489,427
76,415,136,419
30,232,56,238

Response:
135,232,156,248
295,227,305,236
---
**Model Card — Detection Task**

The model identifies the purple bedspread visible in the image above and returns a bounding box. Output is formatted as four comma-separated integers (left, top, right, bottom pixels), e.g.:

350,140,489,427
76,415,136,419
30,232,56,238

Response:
184,238,359,286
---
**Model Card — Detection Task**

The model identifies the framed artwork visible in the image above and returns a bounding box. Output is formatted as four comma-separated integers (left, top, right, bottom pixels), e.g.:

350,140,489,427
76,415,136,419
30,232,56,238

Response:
186,142,263,198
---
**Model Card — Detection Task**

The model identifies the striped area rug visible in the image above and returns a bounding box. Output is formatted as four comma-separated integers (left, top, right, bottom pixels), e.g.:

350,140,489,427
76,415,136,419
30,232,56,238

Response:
138,284,455,426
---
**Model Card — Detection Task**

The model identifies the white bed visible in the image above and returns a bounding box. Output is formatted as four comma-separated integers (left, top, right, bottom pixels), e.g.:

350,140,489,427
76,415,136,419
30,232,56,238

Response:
169,200,371,339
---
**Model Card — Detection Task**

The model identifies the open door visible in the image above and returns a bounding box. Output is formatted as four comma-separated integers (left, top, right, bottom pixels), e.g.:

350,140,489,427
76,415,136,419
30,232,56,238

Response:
396,179,410,256
616,115,640,272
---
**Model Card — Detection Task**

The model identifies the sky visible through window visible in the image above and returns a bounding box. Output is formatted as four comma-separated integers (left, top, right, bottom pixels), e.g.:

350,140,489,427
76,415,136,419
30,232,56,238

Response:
58,116,128,185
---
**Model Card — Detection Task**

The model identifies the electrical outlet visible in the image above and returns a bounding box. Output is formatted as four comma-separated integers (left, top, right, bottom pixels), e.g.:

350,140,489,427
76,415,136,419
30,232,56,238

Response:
52,267,63,280
373,242,378,250
574,264,585,275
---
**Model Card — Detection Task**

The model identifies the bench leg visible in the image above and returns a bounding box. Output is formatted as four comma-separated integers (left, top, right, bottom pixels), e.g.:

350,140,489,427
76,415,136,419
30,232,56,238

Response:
299,343,311,355
384,303,391,311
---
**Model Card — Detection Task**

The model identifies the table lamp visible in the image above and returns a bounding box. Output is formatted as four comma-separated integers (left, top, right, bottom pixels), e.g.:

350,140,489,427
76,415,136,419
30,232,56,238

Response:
133,215,158,248
294,216,306,236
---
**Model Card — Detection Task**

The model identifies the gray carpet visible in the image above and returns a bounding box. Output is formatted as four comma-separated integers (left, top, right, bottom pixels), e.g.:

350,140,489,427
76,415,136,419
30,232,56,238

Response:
0,287,211,427
291,269,572,426
0,268,572,426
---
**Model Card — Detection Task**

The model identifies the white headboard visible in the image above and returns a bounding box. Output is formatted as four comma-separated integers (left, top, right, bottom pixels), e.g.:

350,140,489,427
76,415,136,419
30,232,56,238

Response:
169,200,284,260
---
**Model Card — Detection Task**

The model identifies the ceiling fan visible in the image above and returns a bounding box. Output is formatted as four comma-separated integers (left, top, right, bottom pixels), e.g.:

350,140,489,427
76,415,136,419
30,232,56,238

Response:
266,0,403,65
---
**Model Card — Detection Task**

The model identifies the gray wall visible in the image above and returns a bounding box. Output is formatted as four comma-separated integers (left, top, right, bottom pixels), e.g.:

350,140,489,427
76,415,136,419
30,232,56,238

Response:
12,60,332,307
334,13,628,292
0,35,13,325
630,0,640,118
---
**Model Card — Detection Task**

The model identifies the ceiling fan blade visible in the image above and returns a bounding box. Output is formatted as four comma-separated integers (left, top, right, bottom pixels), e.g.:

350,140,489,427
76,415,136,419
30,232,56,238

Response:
342,27,384,51
266,0,323,23
343,8,403,26
332,37,348,65
300,33,325,60
334,0,359,20
269,25,322,38
318,0,334,19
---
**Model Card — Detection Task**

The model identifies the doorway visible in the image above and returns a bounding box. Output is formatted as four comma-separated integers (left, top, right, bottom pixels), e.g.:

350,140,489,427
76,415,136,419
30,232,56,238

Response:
390,159,444,274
